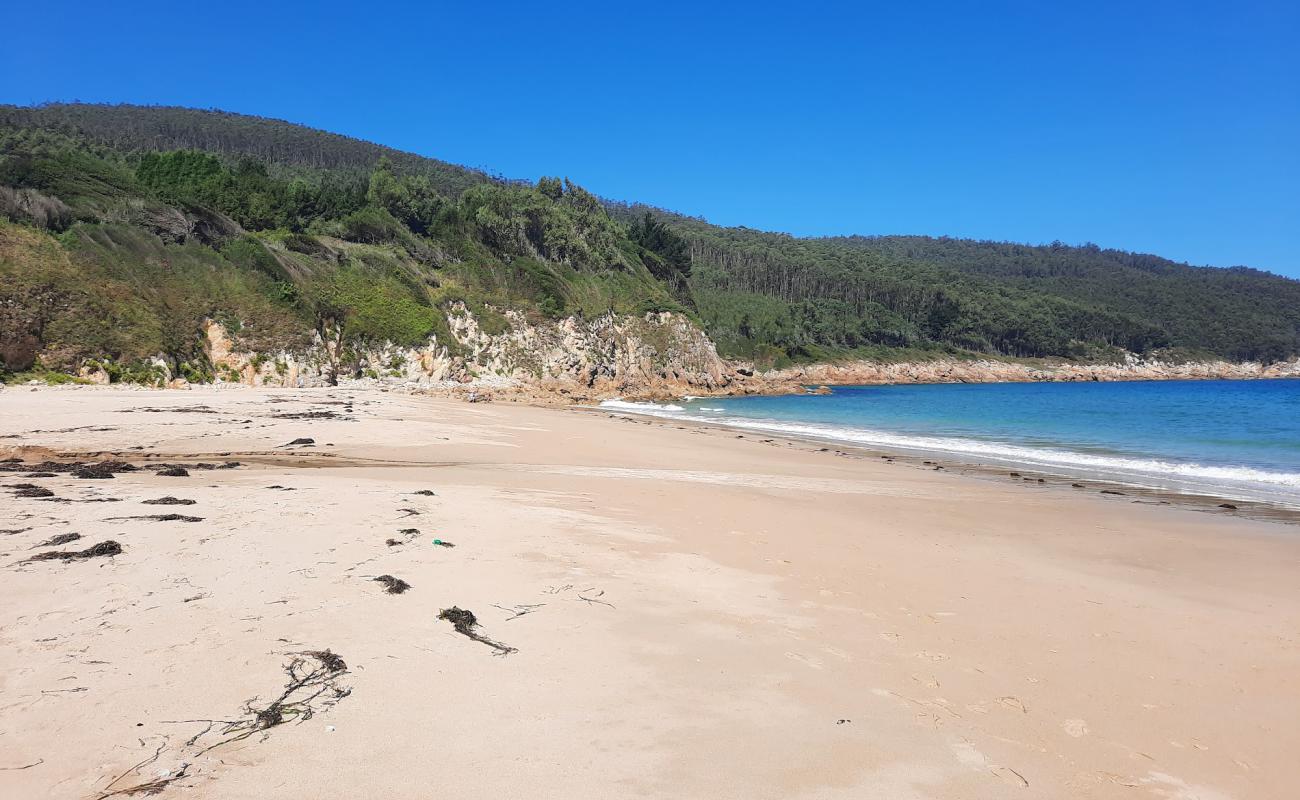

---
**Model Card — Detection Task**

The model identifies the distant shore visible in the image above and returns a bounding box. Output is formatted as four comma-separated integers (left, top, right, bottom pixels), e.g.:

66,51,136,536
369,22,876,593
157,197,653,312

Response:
734,356,1300,398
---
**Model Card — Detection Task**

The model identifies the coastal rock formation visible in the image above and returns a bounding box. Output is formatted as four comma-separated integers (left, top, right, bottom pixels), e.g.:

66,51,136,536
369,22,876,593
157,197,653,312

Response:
195,305,733,401
41,310,1300,403
757,355,1300,388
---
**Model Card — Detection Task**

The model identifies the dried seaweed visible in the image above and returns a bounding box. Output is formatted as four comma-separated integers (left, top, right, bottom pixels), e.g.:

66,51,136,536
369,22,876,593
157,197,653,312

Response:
105,514,203,523
26,540,122,562
74,461,137,479
374,575,411,594
142,497,196,506
34,532,81,548
14,487,55,498
438,606,516,655
104,651,350,797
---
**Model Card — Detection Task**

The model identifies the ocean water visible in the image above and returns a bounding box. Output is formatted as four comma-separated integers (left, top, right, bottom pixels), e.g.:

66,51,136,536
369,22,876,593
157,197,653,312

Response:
601,380,1300,507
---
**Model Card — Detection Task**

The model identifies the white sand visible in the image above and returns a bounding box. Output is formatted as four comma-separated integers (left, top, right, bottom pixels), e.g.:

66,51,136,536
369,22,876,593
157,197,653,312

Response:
1,387,1297,799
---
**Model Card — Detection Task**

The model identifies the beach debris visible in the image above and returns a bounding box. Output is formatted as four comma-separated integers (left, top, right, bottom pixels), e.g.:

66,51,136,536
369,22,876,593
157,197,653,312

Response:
396,508,421,518
836,719,852,725
106,513,204,523
127,405,217,414
412,489,437,496
385,539,403,547
1,527,32,536
142,497,196,505
576,588,615,608
96,759,190,800
104,651,350,797
432,539,455,548
1218,503,1238,510
14,486,55,498
1009,472,1021,477
1100,490,1125,496
33,532,81,548
156,466,190,477
25,540,122,562
282,438,316,447
74,461,137,479
438,606,517,655
272,410,345,420
491,603,544,620
0,758,45,771
1071,483,1085,488
374,575,412,594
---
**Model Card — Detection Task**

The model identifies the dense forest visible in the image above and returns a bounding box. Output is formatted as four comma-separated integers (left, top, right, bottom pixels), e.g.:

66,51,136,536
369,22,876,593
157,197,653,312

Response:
2,103,1298,382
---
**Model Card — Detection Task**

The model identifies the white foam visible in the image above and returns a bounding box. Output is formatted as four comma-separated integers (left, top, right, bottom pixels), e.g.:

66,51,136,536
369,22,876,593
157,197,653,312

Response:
599,399,685,412
601,402,1300,503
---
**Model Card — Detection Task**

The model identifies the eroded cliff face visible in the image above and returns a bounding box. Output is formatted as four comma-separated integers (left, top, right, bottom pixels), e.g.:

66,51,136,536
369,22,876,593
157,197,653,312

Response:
196,304,734,401
105,307,1300,401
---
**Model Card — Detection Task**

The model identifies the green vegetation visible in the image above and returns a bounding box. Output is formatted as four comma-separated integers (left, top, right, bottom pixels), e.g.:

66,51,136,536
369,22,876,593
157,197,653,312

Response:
0,105,685,381
2,102,1298,384
613,207,1300,365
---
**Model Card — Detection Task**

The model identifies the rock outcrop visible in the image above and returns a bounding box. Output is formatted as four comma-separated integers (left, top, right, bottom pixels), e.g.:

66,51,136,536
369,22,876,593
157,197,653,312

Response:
198,305,733,402
123,311,1300,403
754,355,1300,389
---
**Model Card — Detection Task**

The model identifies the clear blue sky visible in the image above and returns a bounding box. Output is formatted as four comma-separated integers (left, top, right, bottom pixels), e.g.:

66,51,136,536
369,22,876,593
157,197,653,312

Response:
3,0,1297,275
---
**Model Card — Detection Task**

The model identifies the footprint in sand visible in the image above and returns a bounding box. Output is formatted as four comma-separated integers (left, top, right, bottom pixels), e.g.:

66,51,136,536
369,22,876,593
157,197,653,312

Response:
1062,719,1089,737
785,651,824,670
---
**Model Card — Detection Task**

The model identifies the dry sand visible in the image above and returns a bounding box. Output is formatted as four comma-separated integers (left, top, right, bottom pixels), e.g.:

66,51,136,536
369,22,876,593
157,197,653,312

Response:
1,386,1297,800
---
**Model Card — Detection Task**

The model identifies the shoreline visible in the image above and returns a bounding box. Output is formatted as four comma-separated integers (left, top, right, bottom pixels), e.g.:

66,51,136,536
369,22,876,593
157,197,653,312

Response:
586,405,1300,526
2,387,1299,799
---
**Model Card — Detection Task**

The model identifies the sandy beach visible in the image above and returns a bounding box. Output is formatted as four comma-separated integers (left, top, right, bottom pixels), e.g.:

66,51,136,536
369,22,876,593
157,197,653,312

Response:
1,387,1297,800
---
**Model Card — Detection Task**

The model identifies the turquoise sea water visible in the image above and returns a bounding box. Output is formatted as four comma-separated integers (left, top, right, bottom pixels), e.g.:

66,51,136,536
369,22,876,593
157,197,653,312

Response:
602,379,1300,506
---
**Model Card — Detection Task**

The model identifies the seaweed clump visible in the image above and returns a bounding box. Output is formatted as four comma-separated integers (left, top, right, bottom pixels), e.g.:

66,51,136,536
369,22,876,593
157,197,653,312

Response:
26,540,122,562
438,606,517,655
142,497,196,505
374,575,411,594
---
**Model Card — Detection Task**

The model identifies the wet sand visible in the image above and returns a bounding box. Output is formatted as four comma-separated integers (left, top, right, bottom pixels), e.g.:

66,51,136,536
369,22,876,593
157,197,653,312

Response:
1,386,1297,799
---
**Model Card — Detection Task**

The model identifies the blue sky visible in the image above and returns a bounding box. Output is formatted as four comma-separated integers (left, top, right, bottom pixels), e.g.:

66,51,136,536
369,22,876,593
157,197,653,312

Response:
3,1,1297,276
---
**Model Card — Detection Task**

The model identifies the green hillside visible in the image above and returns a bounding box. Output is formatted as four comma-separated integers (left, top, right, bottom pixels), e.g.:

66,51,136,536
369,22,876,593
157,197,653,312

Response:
2,103,1298,382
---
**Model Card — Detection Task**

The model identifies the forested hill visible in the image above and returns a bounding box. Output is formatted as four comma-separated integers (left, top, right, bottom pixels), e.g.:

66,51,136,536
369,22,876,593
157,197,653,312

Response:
615,208,1300,365
2,103,1298,382
0,103,490,196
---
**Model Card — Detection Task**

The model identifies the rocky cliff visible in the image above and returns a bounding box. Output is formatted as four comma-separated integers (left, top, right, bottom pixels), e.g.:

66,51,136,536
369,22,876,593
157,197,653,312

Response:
70,306,1300,402
139,305,735,402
